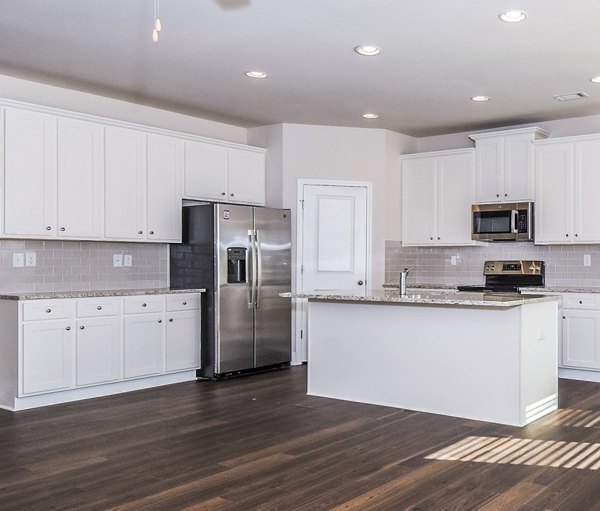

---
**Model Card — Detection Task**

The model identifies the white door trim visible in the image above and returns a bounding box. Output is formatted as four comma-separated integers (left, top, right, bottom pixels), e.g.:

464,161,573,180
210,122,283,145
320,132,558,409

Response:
293,178,373,363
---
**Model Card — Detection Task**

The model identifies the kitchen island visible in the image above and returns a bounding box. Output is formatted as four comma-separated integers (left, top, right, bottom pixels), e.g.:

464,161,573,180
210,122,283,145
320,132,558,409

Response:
285,290,559,427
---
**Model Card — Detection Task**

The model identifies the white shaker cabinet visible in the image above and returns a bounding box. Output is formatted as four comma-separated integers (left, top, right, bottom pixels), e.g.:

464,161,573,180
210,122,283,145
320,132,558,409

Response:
22,320,73,394
165,310,200,372
123,313,165,379
183,141,266,205
562,309,600,370
4,108,57,237
76,316,122,386
535,136,600,244
401,149,477,247
470,127,549,203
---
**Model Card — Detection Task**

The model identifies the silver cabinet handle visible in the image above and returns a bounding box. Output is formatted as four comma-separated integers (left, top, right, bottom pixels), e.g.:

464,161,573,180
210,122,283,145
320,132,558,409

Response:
65,326,71,331
566,234,569,237
60,227,65,232
437,237,441,240
496,194,500,198
138,230,143,234
45,226,51,231
430,236,434,240
45,308,52,313
97,305,102,310
358,280,364,286
142,303,147,307
80,326,85,330
504,193,508,197
168,318,173,322
158,319,162,323
182,301,187,305
221,192,226,196
149,231,154,235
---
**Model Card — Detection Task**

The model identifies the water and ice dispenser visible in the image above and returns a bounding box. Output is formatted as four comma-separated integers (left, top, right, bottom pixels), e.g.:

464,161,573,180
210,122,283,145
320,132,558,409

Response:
227,247,247,284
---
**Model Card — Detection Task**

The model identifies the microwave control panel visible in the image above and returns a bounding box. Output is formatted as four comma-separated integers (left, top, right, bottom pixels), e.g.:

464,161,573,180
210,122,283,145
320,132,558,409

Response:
516,211,528,233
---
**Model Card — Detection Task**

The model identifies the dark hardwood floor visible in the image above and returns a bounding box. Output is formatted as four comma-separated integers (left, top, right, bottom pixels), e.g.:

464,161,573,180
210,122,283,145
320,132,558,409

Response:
2,366,600,510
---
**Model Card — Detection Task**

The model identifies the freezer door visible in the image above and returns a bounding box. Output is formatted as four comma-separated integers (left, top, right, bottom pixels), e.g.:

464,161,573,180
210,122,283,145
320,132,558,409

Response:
216,204,255,374
254,207,292,367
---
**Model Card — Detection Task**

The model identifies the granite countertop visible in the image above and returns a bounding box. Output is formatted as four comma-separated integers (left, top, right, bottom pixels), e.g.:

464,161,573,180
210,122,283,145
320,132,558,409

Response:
525,287,600,294
383,283,458,291
0,288,206,301
281,290,558,308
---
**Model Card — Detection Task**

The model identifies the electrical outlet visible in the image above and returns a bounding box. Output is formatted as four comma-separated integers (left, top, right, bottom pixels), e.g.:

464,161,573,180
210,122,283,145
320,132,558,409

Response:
450,255,459,266
113,254,123,267
25,252,36,267
12,253,24,268
584,254,592,267
124,254,133,267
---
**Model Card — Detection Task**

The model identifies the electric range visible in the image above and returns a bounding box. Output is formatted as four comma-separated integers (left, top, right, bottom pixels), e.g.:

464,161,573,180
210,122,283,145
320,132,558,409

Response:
457,260,545,294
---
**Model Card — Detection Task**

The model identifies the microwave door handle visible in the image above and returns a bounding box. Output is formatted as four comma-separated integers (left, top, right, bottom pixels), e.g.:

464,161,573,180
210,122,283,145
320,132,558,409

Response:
511,210,519,234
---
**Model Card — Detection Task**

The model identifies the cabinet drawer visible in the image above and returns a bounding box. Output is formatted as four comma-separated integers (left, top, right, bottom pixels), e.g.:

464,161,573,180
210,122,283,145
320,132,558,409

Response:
22,299,74,321
563,294,600,310
123,295,164,314
166,294,200,312
77,297,122,317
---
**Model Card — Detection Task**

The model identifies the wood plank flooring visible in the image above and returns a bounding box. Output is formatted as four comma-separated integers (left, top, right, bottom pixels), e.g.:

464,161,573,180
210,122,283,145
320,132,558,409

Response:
2,366,600,510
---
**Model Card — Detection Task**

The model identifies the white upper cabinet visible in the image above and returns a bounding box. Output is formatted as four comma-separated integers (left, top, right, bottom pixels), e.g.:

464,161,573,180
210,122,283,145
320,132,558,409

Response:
402,149,477,246
146,134,183,242
104,126,146,240
56,118,103,238
184,141,266,205
536,135,600,244
470,128,549,203
4,108,57,237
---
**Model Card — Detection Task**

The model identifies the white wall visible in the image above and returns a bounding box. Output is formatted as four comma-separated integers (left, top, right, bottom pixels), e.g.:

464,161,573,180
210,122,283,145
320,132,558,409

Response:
0,74,248,144
417,112,600,152
247,124,284,208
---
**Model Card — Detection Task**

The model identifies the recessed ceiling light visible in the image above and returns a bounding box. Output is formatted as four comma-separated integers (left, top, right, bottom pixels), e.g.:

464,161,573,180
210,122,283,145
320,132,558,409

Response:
245,71,268,79
355,45,381,56
590,76,600,83
471,95,490,102
498,10,527,23
362,113,379,119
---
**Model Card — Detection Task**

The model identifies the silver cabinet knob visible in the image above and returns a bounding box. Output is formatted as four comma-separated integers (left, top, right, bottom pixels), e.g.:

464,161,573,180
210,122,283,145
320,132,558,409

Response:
142,303,147,307
46,226,51,231
45,308,51,313
430,236,434,240
580,300,583,304
504,193,508,197
158,319,162,323
357,280,364,286
230,193,235,197
496,194,500,198
221,192,226,196
65,326,71,331
168,318,173,322
182,301,187,305
566,234,569,237
97,306,102,310
575,233,579,237
60,227,65,232
437,237,441,240
149,231,154,235
138,230,143,235
80,326,85,330
563,316,566,319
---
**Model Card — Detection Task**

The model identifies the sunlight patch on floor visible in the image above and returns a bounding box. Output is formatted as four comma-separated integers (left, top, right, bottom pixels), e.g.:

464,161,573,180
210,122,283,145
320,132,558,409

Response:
425,435,600,470
536,408,600,428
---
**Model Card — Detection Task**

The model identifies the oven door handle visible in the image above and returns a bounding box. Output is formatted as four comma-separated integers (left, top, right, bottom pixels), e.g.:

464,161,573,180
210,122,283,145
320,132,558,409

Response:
511,210,519,234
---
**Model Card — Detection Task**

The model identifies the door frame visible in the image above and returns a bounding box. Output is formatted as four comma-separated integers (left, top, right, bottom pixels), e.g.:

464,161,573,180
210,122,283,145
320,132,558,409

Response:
294,179,373,363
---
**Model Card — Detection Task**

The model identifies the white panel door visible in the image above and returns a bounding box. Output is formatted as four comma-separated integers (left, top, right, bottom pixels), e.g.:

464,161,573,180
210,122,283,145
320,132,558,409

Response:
76,316,122,386
475,137,503,203
562,310,600,370
105,126,146,239
535,143,574,244
436,153,475,244
401,158,436,245
574,139,600,243
301,184,368,294
165,310,200,372
227,149,266,205
183,141,228,201
146,134,183,242
56,118,103,238
123,313,164,378
4,108,57,237
504,134,535,201
22,321,72,394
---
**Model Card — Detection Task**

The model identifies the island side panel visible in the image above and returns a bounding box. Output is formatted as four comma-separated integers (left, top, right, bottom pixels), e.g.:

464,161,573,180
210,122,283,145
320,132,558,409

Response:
0,300,18,410
307,301,523,426
520,300,559,424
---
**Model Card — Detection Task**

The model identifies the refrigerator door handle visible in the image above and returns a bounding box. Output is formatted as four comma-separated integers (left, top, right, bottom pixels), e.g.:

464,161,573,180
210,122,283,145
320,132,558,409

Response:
256,229,263,309
248,230,257,309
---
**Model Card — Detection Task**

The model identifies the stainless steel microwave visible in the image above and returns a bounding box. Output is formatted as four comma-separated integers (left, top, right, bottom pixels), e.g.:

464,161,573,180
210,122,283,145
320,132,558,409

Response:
472,202,533,241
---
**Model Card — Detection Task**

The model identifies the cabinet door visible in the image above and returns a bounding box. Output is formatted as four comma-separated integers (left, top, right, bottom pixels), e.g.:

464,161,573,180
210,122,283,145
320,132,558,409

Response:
535,143,574,244
105,127,146,239
56,118,103,238
562,310,600,370
123,313,164,378
4,108,57,236
76,316,122,386
147,134,183,242
401,158,436,245
22,321,72,394
436,153,475,245
227,149,266,205
475,137,503,202
183,141,228,201
165,310,200,372
504,133,535,201
574,139,600,243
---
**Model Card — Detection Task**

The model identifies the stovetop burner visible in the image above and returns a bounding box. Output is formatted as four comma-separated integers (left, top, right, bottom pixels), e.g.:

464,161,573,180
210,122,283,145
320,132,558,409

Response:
457,260,545,293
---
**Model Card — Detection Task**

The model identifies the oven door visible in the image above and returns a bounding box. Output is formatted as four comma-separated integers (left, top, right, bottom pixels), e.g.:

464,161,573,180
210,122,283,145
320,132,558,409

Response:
472,203,533,241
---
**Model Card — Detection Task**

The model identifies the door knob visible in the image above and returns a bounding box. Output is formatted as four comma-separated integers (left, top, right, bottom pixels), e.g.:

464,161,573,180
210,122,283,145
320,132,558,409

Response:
357,280,364,286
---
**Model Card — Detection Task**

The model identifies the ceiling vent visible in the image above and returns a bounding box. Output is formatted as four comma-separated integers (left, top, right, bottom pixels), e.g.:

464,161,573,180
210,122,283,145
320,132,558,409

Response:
552,92,590,101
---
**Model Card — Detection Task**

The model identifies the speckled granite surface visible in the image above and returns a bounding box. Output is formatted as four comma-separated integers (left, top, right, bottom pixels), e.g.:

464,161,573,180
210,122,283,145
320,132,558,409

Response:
383,283,458,290
525,287,600,294
0,288,205,301
281,290,558,308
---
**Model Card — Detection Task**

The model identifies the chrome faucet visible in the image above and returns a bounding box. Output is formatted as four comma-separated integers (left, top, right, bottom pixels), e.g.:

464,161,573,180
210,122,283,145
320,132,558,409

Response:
400,267,413,296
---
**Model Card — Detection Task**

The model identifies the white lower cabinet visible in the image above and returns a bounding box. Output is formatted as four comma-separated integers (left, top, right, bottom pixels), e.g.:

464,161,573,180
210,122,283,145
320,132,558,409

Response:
562,309,600,370
124,313,165,378
76,316,122,386
166,310,200,372
22,320,73,394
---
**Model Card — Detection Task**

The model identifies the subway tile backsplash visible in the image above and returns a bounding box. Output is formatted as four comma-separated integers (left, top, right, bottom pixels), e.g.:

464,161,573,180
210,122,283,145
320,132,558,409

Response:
0,240,168,294
385,241,600,288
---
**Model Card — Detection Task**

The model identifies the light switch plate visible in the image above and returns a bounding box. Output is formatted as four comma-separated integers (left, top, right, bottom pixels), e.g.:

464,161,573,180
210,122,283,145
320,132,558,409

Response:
25,252,36,267
12,253,24,268
113,254,123,267
124,254,133,267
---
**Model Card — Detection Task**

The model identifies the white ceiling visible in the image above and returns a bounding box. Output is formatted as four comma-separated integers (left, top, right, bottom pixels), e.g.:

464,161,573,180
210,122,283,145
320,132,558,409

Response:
3,0,600,137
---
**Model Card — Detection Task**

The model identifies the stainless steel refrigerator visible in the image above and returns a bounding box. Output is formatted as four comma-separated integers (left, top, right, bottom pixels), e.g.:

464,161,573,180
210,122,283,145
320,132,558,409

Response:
169,203,291,378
